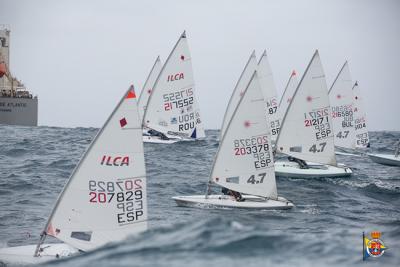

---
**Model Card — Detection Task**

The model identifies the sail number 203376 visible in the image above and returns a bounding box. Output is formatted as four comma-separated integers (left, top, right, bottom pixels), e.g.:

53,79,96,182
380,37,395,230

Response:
88,178,145,225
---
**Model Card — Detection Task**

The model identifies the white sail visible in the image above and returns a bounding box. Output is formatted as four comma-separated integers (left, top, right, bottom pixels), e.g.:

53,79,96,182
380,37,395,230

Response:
279,70,298,119
41,86,147,252
138,56,162,124
211,71,277,198
220,51,258,137
276,51,336,166
257,50,280,141
143,32,205,139
352,81,370,148
328,61,356,149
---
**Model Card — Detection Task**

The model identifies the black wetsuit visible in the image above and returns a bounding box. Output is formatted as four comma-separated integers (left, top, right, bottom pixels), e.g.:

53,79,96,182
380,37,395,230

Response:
221,187,244,202
288,156,309,169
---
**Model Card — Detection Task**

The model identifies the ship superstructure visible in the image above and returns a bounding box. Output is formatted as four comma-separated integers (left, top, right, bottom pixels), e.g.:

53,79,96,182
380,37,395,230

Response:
0,25,38,126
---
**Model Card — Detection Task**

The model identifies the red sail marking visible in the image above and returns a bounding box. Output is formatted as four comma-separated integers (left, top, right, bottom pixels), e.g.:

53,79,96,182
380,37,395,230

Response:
120,118,127,127
126,90,136,99
46,223,56,236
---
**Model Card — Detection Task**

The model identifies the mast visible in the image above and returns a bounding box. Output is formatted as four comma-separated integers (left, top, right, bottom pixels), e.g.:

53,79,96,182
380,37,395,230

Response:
328,61,348,94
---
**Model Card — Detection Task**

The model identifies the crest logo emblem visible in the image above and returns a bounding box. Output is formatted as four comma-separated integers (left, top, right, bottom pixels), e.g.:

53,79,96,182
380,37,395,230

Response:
363,231,387,260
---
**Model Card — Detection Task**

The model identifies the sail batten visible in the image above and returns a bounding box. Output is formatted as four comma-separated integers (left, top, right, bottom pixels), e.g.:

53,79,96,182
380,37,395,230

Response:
211,71,277,198
276,51,337,166
143,32,205,139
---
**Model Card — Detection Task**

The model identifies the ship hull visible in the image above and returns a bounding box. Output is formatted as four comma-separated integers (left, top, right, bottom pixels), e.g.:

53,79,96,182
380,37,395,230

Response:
0,97,38,126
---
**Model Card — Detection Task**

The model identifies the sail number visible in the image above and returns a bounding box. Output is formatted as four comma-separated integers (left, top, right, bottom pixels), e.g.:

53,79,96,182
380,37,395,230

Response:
356,132,369,147
88,178,145,225
163,88,193,111
247,173,266,184
233,135,273,169
304,108,332,141
332,105,353,128
270,119,280,136
309,142,327,153
164,97,193,111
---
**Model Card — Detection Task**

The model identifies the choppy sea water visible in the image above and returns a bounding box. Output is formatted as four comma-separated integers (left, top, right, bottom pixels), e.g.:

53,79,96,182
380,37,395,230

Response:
0,126,399,267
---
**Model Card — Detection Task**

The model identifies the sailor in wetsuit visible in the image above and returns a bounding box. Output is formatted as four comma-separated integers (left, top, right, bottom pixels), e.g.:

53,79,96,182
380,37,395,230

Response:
288,156,309,169
222,187,244,202
148,129,169,140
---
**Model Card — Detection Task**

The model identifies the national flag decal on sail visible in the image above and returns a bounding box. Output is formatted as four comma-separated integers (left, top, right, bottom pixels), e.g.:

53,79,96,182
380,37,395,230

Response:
126,85,136,99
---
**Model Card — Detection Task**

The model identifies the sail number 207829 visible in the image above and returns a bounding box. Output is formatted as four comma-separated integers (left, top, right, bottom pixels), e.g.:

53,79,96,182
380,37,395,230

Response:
88,178,145,225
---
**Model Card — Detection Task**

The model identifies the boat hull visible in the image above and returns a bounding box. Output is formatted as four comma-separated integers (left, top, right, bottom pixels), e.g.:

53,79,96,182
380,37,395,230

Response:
0,96,38,126
274,161,352,178
0,243,78,265
368,153,400,167
142,135,180,144
172,194,294,209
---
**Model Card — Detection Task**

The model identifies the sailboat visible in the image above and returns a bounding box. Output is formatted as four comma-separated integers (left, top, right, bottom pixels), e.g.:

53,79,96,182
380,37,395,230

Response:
138,56,162,125
368,139,400,166
172,71,293,209
220,50,258,137
0,85,148,264
328,61,356,153
274,51,352,178
142,31,205,143
257,50,280,141
279,70,298,119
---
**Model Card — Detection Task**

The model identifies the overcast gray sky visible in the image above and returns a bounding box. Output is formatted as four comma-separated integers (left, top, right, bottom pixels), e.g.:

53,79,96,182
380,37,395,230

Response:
1,0,399,130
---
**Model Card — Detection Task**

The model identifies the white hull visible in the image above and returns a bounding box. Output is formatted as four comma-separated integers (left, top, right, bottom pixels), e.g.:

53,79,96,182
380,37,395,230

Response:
274,161,352,178
142,135,180,144
0,243,79,265
172,194,294,209
335,151,357,156
368,153,400,167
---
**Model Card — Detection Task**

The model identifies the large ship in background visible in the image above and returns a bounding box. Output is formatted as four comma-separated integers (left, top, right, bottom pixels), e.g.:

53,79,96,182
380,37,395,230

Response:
0,25,38,126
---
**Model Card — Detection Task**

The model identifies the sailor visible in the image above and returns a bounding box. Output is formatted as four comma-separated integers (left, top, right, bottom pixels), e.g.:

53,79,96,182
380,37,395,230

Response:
288,156,309,169
395,139,400,158
221,187,244,202
148,129,170,140
159,132,169,140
